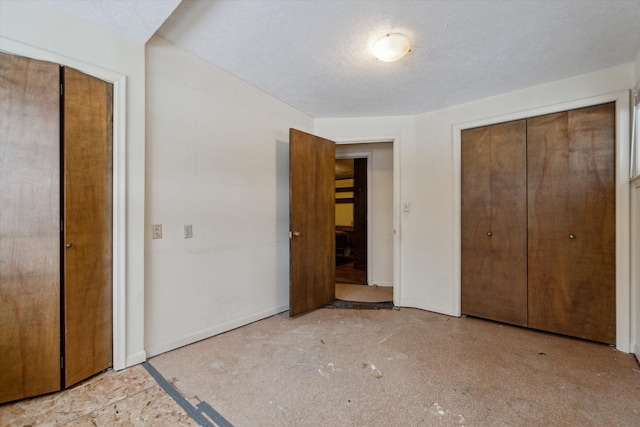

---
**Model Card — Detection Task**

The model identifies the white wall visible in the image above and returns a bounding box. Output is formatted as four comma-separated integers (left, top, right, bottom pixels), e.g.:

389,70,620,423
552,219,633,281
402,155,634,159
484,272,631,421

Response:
632,50,640,358
336,142,394,286
0,0,146,369
145,37,314,357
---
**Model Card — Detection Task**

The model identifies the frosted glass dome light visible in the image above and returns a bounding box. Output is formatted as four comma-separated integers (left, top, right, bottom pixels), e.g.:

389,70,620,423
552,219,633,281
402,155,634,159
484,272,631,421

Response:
371,33,411,62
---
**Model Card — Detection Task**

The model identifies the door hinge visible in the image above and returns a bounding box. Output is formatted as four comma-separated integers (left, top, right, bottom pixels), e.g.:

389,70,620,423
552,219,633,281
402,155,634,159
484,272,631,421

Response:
60,83,64,96
61,220,64,231
61,356,64,369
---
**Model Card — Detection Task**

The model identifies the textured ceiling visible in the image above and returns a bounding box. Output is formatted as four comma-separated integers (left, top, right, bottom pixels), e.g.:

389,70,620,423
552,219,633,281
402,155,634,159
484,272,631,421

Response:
42,0,181,43
45,0,640,118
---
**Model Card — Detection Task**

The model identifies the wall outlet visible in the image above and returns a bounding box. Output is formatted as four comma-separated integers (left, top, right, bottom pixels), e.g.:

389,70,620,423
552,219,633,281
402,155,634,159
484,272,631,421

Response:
184,224,193,239
152,224,162,239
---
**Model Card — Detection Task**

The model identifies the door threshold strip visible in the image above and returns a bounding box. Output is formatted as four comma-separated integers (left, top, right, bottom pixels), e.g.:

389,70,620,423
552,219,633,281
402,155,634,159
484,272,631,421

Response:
142,361,233,427
324,300,394,310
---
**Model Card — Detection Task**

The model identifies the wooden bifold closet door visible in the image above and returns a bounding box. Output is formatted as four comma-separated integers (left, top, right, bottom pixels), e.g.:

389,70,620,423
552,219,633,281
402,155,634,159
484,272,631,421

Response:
527,104,616,344
0,53,113,403
63,67,114,388
461,120,528,326
461,103,616,344
0,51,62,404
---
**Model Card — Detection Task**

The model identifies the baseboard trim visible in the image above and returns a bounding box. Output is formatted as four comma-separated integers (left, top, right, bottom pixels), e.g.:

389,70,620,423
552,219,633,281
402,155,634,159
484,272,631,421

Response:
125,351,147,369
371,281,393,287
398,300,459,317
145,304,289,358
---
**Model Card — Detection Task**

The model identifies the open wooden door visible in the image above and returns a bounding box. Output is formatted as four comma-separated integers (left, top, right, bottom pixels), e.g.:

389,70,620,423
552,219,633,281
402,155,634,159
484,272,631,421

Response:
62,67,113,386
289,129,335,316
0,53,61,403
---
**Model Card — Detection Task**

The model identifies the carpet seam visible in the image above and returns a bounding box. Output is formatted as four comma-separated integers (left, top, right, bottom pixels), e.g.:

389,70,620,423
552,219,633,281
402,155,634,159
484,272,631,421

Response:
142,361,233,427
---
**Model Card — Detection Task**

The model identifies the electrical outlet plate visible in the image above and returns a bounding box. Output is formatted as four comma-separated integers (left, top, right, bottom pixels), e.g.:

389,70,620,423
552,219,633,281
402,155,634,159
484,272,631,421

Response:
184,224,193,239
152,224,162,239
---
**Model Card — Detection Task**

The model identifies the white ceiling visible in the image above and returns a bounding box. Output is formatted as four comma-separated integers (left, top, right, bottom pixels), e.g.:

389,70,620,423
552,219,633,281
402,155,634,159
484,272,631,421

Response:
44,0,640,118
42,0,181,43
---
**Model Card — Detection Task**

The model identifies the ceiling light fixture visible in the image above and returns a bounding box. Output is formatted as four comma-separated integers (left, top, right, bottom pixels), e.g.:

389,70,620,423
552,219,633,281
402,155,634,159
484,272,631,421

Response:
371,33,411,62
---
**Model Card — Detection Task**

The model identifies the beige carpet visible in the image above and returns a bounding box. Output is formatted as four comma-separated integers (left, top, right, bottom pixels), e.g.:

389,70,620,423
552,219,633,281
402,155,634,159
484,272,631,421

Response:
150,308,640,427
335,283,393,302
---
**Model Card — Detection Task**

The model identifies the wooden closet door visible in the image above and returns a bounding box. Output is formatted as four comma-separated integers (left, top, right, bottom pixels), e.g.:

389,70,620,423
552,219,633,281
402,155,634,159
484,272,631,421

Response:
461,120,527,326
62,67,113,386
0,53,61,403
527,103,615,344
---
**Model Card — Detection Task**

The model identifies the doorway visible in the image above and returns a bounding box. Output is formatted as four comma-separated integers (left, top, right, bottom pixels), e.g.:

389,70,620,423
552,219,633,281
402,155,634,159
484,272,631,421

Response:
289,130,398,315
334,142,394,303
335,158,367,285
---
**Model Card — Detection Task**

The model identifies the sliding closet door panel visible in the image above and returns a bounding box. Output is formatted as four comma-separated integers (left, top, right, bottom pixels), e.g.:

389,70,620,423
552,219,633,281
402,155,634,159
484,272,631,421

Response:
489,120,528,326
527,103,615,343
461,126,492,318
0,53,61,403
462,121,527,325
63,67,113,387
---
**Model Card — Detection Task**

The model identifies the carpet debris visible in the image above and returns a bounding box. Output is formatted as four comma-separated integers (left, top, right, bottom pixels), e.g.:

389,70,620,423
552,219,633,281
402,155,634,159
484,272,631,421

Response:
367,361,382,379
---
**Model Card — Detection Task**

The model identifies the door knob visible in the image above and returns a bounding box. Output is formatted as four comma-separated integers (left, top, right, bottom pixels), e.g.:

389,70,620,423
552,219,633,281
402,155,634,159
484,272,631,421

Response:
487,232,492,237
569,234,575,240
65,243,74,249
291,231,301,238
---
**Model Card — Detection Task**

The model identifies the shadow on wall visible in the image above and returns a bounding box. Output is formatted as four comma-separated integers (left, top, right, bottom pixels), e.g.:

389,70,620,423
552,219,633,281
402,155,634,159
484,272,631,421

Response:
276,139,289,308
